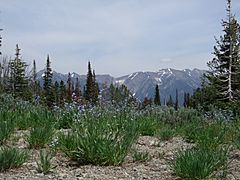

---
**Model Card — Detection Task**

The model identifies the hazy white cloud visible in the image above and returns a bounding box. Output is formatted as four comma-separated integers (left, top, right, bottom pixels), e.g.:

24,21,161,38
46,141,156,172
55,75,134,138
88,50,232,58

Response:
1,0,240,77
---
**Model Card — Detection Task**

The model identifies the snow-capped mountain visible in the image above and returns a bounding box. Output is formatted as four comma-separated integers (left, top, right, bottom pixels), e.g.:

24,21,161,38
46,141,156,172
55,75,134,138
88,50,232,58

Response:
37,68,205,105
115,68,205,105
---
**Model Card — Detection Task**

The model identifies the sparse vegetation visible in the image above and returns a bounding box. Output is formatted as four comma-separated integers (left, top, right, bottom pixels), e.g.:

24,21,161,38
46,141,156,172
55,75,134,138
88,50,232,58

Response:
132,150,150,162
171,147,229,179
36,150,55,174
0,147,29,172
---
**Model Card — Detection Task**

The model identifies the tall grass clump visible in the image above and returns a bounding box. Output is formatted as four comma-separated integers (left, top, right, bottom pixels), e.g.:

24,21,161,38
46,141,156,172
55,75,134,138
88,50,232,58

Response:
171,147,228,179
183,122,227,149
157,125,175,141
27,123,55,149
36,150,56,174
0,147,29,172
58,107,139,166
0,111,15,145
15,107,56,130
137,115,160,136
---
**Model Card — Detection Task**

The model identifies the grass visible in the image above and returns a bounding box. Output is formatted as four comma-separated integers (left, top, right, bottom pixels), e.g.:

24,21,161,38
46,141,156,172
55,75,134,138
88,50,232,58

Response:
58,108,139,166
171,147,228,179
0,114,15,145
0,147,29,172
0,95,239,178
132,150,150,162
137,115,160,136
157,125,175,141
27,124,55,149
183,122,228,149
36,150,56,174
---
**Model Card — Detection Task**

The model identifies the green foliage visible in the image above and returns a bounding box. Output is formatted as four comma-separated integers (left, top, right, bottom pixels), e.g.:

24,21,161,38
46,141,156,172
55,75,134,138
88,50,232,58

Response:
154,84,161,106
9,45,30,99
0,111,15,144
171,147,228,179
157,126,175,141
43,55,54,108
132,150,150,162
183,123,227,149
85,61,99,104
58,108,139,166
27,123,55,149
0,147,29,172
36,150,56,174
137,116,159,136
166,95,174,107
109,84,133,104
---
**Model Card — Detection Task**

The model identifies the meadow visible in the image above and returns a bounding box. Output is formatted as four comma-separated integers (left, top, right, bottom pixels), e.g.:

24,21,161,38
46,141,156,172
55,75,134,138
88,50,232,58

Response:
0,94,240,179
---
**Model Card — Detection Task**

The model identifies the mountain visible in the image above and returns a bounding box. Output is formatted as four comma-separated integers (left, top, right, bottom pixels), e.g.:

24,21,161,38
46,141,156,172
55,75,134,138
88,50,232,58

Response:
37,68,205,105
115,68,205,105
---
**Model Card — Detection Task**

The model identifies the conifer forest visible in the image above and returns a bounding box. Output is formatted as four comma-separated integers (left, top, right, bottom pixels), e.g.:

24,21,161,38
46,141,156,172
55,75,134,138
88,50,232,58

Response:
0,0,240,179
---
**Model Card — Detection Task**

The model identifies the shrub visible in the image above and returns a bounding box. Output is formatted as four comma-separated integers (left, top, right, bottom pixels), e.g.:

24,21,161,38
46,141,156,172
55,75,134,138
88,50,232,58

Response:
0,147,29,172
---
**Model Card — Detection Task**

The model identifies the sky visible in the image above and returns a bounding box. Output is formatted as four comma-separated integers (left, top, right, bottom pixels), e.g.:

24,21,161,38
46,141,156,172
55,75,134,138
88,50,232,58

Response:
1,0,240,77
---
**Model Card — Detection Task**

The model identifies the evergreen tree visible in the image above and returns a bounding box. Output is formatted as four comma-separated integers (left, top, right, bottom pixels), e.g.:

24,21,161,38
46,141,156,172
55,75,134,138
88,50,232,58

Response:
143,97,152,107
54,81,60,106
166,95,174,107
109,84,132,104
92,70,99,103
75,77,81,100
85,61,95,103
174,89,179,110
43,55,54,108
30,60,40,97
1,57,10,93
59,80,66,106
66,72,72,103
206,0,240,103
183,92,191,108
0,29,2,55
9,44,29,98
154,84,161,105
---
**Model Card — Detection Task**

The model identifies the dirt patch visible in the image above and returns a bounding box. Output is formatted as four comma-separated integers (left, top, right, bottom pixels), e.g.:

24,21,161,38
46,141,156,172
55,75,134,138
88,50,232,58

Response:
0,131,240,179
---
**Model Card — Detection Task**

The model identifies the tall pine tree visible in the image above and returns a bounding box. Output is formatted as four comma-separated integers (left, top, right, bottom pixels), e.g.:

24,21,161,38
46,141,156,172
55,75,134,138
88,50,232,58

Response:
85,61,95,104
43,55,54,108
175,89,179,110
207,0,240,103
154,84,161,105
66,72,72,103
9,44,29,98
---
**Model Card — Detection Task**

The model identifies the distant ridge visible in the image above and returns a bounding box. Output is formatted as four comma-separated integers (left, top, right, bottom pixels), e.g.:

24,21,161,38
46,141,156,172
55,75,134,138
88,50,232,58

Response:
37,68,205,105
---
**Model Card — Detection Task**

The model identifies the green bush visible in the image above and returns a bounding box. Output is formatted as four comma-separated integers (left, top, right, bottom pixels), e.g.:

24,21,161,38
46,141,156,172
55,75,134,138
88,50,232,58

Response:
171,147,228,179
0,147,29,172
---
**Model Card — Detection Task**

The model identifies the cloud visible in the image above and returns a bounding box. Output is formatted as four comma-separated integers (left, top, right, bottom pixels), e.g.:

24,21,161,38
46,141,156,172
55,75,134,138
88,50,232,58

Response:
0,0,237,77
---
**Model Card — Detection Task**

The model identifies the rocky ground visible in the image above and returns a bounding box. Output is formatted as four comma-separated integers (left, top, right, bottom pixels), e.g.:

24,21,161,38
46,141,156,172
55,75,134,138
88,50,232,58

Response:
0,130,240,180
